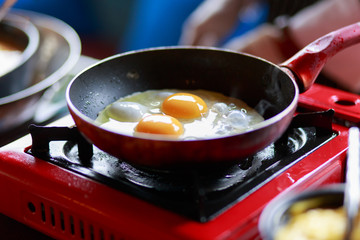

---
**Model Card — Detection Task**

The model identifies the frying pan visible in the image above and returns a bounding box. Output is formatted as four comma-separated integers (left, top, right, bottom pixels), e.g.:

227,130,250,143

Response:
67,23,360,169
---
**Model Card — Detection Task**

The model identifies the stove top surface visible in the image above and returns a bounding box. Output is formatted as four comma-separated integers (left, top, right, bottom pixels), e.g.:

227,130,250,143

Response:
1,83,358,239
26,111,337,223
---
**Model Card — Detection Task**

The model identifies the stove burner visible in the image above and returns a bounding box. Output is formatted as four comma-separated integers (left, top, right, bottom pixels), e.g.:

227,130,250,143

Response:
28,110,337,222
113,126,307,192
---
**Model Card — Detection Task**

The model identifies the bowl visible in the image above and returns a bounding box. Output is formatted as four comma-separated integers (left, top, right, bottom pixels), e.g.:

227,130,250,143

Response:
259,184,346,240
0,10,81,136
0,13,40,97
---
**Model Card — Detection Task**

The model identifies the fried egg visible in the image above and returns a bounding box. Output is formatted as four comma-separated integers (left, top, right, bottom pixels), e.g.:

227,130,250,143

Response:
96,89,264,140
135,114,184,137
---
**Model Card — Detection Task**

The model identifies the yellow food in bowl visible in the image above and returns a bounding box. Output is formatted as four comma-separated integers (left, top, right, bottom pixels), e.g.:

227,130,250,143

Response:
276,202,360,240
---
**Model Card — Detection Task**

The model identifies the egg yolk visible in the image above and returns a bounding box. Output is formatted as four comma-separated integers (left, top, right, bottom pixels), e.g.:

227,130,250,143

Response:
135,114,184,137
161,93,208,119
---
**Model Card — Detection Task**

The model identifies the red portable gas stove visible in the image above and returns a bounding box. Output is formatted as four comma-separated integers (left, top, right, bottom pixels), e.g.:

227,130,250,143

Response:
0,83,359,240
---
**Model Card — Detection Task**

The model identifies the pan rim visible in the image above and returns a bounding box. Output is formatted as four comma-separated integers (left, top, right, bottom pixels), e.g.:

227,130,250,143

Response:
66,46,299,142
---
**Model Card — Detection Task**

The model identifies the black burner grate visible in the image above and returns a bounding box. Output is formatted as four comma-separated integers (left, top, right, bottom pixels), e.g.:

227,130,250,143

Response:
28,110,337,222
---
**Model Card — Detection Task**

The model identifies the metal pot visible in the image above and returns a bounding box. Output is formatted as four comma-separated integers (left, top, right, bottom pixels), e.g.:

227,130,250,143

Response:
0,10,81,134
0,13,39,97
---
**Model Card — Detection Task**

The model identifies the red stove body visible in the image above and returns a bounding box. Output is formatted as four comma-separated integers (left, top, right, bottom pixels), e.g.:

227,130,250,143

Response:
0,84,359,240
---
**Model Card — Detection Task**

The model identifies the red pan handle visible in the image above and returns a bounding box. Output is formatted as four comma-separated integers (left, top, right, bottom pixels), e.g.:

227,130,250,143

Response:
280,22,360,92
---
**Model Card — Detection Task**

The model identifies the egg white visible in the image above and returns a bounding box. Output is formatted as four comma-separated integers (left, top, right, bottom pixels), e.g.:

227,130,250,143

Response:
96,89,264,140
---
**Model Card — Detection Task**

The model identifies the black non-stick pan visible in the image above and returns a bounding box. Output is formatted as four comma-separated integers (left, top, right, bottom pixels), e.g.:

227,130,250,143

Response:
66,23,360,169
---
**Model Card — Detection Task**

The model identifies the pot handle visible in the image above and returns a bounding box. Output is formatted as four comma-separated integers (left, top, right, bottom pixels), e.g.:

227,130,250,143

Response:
280,22,360,92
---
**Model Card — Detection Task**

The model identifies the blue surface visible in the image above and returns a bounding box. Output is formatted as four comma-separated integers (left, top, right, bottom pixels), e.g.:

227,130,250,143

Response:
121,0,269,51
13,0,269,52
14,0,99,34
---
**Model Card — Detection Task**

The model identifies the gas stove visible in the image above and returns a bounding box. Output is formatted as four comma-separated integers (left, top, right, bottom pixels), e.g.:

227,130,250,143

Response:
0,83,359,240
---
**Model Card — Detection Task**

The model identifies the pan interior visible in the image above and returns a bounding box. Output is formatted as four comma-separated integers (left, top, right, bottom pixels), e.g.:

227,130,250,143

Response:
69,48,296,123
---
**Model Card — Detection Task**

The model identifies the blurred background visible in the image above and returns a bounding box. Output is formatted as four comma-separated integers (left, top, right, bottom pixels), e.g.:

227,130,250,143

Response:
0,0,357,239
12,0,318,59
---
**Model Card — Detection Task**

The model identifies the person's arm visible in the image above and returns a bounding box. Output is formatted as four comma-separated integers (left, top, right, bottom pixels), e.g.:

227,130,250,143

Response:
223,0,360,92
288,0,360,92
179,0,255,46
